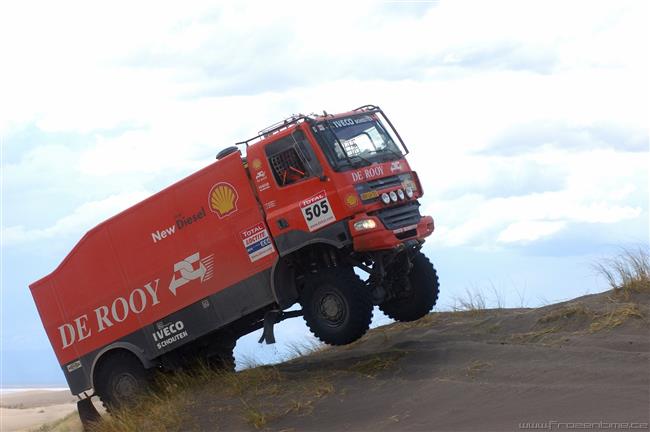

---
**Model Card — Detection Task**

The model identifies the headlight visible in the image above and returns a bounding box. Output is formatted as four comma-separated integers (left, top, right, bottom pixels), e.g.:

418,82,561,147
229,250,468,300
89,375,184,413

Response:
353,219,377,231
389,191,398,202
405,186,414,198
397,189,405,200
381,193,391,204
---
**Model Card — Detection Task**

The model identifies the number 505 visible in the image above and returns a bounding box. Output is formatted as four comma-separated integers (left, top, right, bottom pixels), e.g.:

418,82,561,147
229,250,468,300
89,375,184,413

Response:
304,201,329,221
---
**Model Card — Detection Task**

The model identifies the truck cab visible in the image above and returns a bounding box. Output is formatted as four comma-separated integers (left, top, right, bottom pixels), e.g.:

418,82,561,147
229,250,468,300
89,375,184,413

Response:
242,105,439,345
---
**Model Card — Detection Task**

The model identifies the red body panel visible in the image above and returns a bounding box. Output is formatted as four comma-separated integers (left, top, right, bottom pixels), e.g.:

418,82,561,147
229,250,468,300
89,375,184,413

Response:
30,152,277,366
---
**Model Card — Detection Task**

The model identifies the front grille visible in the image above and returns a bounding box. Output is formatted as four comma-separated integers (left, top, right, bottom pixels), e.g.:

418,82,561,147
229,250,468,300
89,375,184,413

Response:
374,202,421,230
365,175,402,190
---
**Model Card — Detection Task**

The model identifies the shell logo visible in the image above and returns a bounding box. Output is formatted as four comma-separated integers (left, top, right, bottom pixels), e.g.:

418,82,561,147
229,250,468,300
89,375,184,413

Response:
345,193,359,207
208,182,239,218
252,159,262,170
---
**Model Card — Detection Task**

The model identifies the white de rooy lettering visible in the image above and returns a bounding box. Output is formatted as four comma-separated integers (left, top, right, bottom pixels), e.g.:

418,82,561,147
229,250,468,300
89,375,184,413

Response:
57,279,161,349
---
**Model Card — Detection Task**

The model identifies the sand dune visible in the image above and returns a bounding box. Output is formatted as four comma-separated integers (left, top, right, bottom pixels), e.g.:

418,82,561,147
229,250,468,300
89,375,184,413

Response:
14,288,650,431
0,390,77,432
175,289,648,431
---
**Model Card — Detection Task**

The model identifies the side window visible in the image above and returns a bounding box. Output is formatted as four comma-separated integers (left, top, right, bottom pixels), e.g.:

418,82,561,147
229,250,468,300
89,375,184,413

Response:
265,131,320,187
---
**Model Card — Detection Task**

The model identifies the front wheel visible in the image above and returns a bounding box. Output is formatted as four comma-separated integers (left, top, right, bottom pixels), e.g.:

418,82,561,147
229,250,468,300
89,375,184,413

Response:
95,351,150,412
379,251,439,322
300,268,373,345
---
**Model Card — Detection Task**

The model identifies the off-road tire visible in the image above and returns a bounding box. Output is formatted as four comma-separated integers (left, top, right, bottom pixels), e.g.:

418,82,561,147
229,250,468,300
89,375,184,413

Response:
95,351,150,412
379,252,439,322
300,268,373,345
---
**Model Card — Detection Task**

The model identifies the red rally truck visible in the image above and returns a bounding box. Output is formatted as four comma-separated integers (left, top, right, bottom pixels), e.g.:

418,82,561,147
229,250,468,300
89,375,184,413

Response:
29,105,440,417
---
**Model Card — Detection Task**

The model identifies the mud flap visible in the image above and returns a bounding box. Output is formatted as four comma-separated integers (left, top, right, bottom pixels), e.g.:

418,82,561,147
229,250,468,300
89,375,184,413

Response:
77,398,101,430
258,309,303,344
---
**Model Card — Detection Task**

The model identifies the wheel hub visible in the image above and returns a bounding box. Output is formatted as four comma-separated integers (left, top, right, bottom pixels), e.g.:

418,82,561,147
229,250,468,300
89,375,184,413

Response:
114,373,138,399
319,292,345,325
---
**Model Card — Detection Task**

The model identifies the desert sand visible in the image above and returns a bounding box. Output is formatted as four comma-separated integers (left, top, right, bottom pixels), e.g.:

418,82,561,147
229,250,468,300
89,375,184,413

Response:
188,289,650,431
0,390,77,431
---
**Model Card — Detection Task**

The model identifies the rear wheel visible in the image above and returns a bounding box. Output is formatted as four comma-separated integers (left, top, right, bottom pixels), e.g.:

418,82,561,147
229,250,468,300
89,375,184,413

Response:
300,268,372,345
379,251,439,322
95,351,150,412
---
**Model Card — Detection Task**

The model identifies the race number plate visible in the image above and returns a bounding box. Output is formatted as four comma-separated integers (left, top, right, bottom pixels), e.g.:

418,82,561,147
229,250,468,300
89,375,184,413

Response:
300,190,336,232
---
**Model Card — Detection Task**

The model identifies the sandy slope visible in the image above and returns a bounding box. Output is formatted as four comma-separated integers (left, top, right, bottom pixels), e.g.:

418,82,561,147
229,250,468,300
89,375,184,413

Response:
187,290,650,431
23,289,650,431
0,390,77,432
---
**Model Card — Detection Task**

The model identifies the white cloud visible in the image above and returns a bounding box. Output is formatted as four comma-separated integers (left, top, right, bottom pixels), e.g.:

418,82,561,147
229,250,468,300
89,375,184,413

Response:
424,148,647,247
1,0,647,253
2,191,149,247
497,221,567,243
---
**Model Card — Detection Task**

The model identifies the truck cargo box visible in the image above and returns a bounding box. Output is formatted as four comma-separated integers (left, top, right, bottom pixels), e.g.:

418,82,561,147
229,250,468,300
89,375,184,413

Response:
30,151,278,371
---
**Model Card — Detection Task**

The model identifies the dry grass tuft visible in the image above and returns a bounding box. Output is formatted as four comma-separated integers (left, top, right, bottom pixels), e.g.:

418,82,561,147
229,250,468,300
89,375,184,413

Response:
348,352,405,377
511,326,561,343
87,353,344,432
589,303,646,332
283,339,326,361
451,288,487,315
34,412,82,432
240,399,271,429
537,303,592,324
594,246,650,300
465,360,493,378
89,392,186,432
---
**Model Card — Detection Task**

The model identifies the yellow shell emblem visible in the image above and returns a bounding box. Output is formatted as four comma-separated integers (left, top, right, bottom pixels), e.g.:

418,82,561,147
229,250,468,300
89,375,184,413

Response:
209,182,239,218
252,159,262,170
345,194,359,207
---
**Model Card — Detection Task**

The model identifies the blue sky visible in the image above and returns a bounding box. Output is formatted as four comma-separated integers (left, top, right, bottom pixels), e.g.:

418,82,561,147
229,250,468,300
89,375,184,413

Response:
1,0,648,386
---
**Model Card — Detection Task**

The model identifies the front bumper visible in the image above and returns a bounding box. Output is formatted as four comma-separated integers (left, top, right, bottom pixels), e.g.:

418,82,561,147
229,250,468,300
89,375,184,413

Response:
348,213,434,252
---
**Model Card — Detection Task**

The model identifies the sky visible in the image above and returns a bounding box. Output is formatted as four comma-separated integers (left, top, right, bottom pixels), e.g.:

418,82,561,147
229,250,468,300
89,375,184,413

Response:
1,0,648,386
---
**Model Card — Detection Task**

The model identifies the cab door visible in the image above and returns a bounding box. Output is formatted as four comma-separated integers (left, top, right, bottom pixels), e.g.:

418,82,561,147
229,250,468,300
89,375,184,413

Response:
247,125,340,255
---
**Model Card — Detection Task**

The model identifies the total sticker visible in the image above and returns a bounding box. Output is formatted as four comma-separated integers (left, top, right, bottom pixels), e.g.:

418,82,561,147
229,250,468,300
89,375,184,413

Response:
300,190,336,232
240,223,275,262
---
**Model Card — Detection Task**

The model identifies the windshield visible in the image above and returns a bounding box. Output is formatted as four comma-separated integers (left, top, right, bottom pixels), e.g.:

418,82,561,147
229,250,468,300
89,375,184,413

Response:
312,114,403,170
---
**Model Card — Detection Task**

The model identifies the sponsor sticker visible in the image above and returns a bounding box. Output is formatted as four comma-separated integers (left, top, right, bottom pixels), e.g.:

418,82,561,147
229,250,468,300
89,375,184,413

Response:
208,182,238,218
150,207,206,244
258,182,270,192
152,320,188,350
240,223,275,262
344,193,359,207
66,360,82,373
360,190,379,201
168,252,215,295
393,224,417,234
300,190,336,232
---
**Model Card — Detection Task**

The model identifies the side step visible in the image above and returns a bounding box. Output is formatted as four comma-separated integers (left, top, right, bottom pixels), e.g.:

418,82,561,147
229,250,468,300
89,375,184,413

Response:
258,309,303,344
